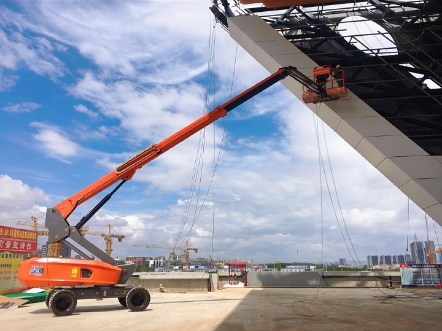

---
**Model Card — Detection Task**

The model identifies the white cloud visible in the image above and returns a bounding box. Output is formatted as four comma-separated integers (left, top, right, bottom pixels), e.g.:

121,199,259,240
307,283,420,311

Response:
0,175,50,226
0,31,18,70
0,175,50,209
196,228,211,237
1,2,214,82
31,122,80,162
1,1,260,87
3,102,41,113
0,27,65,80
0,71,18,91
73,124,117,141
74,104,99,120
67,71,211,143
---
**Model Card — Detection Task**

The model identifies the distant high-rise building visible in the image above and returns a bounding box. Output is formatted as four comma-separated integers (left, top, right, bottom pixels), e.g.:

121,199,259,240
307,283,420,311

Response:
40,245,48,257
60,244,71,258
339,258,347,266
126,256,145,267
149,260,158,269
410,241,425,263
410,241,434,263
380,255,386,265
155,256,166,264
370,254,407,265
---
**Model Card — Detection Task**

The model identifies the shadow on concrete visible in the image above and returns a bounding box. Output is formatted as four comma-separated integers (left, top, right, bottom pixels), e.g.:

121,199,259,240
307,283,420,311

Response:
247,270,326,288
212,286,442,331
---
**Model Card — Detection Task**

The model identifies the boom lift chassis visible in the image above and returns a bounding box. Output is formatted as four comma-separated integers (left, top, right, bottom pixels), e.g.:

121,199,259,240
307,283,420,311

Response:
19,66,340,316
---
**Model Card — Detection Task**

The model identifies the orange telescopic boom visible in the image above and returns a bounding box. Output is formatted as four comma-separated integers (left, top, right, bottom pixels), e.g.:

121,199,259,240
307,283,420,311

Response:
56,66,291,222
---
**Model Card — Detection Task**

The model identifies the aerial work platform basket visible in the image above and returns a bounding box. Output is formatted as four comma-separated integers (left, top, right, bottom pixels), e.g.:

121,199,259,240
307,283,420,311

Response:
302,65,348,104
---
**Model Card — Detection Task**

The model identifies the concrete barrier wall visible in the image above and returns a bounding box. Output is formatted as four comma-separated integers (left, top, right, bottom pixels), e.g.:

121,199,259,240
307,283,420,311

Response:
128,271,402,291
247,271,327,287
323,272,400,288
128,272,210,292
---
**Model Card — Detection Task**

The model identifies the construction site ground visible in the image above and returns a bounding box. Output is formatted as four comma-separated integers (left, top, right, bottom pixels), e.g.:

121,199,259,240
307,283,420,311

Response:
1,287,442,330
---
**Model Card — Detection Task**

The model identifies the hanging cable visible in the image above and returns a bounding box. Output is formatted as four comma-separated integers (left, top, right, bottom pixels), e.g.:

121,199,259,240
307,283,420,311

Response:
212,107,216,265
178,42,240,250
432,219,441,251
178,136,225,248
425,212,431,261
172,13,217,253
406,198,410,262
174,18,238,253
321,121,362,266
210,40,238,264
311,105,358,265
308,102,325,303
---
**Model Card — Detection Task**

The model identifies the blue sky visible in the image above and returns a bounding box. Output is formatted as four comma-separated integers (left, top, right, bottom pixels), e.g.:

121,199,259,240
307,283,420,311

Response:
0,0,439,264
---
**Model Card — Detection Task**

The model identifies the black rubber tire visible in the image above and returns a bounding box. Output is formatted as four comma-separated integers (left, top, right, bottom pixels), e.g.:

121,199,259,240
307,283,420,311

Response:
45,290,54,309
126,287,150,312
118,297,127,307
48,289,77,316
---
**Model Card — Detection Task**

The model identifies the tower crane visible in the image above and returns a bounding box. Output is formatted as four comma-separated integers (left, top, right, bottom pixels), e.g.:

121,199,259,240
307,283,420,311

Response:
134,240,198,271
427,247,442,264
86,224,125,256
16,215,43,231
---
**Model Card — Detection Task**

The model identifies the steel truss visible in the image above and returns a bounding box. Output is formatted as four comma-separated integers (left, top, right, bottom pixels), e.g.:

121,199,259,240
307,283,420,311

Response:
211,0,442,155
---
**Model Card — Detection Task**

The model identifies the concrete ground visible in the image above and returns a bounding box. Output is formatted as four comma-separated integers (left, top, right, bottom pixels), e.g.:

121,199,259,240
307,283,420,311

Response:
1,288,442,331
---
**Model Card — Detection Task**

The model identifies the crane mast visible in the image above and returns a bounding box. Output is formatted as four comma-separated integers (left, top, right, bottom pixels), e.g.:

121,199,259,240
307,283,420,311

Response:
87,224,125,256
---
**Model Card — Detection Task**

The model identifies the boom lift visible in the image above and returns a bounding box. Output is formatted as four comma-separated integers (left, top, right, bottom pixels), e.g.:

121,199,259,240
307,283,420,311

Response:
18,66,344,316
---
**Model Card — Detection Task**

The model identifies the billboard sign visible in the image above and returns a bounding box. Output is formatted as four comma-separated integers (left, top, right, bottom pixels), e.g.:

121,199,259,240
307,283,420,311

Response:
0,226,38,294
400,264,442,287
0,226,38,254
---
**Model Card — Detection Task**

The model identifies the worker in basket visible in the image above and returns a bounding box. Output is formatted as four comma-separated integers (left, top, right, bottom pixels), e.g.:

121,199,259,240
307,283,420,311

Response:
333,64,344,88
315,66,329,94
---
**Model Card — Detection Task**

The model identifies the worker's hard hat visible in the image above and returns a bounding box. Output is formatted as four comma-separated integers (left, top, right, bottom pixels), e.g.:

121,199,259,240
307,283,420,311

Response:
336,64,341,68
